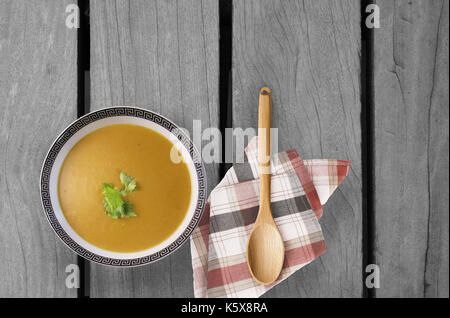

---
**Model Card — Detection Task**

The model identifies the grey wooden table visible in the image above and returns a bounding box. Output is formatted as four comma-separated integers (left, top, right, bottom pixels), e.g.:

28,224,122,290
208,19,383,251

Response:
0,0,448,298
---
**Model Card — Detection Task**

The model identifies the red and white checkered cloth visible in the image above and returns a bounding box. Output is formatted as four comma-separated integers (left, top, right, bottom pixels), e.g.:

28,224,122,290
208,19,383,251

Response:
190,137,351,298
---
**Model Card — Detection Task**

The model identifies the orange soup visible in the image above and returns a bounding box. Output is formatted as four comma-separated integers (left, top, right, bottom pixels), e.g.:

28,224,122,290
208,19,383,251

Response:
58,124,191,252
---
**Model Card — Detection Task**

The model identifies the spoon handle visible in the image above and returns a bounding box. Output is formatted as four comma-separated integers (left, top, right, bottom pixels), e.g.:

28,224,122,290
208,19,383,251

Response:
258,87,272,220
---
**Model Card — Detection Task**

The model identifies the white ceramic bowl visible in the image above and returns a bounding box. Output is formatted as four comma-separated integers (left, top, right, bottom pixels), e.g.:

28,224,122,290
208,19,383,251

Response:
40,107,207,267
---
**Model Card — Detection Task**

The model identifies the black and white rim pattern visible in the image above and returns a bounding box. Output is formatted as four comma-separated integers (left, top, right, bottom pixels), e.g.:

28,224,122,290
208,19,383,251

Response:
40,107,207,267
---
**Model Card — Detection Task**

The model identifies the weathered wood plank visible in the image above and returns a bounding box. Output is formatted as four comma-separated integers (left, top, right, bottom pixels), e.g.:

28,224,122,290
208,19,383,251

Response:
0,0,78,297
89,0,219,297
373,0,449,297
233,0,363,297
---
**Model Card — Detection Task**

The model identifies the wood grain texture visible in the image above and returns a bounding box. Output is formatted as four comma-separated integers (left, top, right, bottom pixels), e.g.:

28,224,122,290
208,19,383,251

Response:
233,0,363,297
89,0,219,297
0,0,78,297
373,0,449,297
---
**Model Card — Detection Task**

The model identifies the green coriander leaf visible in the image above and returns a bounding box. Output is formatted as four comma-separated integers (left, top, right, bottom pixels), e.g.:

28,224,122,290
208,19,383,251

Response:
120,172,137,195
123,201,137,217
101,173,138,219
102,183,126,219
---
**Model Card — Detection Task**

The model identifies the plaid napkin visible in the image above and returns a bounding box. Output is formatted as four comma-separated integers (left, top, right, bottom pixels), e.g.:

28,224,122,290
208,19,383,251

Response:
190,137,351,298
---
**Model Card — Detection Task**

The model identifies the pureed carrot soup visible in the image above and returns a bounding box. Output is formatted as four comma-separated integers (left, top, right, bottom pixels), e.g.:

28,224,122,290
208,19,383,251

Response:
58,124,191,252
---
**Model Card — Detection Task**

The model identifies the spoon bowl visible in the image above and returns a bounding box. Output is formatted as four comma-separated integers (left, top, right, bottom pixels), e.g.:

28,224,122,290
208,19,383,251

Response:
247,223,285,285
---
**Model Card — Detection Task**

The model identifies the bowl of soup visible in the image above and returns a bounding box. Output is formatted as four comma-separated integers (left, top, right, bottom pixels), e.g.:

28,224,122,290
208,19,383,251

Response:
40,107,206,266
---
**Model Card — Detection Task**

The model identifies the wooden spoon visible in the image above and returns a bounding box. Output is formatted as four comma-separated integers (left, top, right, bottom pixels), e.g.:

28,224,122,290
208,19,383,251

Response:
246,87,285,285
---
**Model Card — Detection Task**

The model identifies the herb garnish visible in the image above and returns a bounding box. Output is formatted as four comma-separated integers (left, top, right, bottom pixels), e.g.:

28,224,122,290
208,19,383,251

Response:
102,172,138,219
